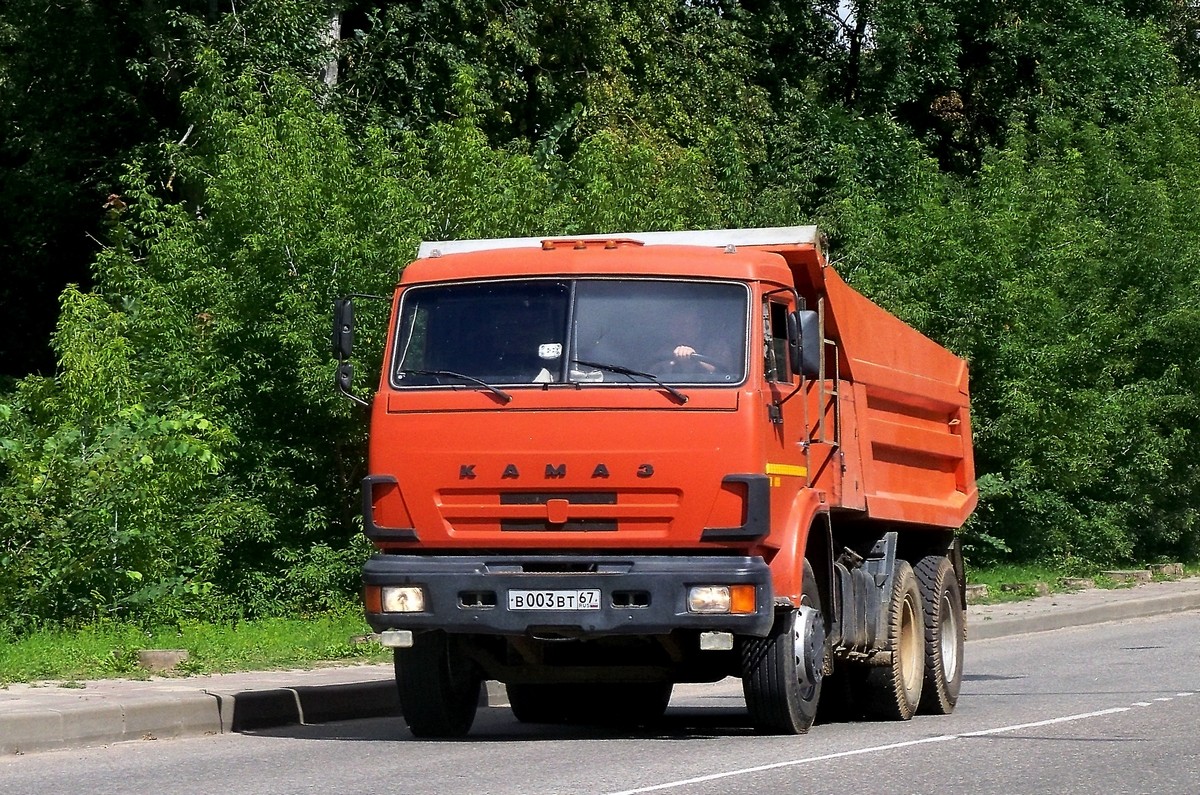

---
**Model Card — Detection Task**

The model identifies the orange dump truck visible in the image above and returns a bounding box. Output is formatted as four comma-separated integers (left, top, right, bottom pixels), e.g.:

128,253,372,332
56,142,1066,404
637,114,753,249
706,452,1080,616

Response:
333,226,977,737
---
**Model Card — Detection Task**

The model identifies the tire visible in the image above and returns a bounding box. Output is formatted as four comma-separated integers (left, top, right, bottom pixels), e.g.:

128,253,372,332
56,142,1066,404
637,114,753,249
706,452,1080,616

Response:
914,554,964,715
742,559,826,734
395,633,482,738
508,682,673,726
861,560,924,720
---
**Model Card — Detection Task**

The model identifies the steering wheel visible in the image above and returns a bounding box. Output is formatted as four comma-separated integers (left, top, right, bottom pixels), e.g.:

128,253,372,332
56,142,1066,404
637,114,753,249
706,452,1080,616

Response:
651,353,728,377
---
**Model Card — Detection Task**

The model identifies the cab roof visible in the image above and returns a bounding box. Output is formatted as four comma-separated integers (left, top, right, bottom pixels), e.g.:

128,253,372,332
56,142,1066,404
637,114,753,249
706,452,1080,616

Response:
402,226,823,286
416,226,820,259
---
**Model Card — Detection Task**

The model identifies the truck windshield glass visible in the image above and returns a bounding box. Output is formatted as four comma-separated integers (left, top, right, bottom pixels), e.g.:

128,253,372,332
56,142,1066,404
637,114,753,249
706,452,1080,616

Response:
392,279,747,388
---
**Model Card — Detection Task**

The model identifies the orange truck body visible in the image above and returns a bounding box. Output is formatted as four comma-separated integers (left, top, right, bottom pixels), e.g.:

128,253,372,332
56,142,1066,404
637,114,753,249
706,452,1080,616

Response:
346,226,976,734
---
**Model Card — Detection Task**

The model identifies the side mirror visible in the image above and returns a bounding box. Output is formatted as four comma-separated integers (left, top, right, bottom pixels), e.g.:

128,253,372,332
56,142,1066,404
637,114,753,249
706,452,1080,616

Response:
788,310,821,378
332,298,368,406
337,360,355,393
333,298,354,361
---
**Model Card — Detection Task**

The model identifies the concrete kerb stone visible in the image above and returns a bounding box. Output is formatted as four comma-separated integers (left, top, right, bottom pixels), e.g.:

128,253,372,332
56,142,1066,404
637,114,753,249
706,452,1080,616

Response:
0,694,222,755
121,693,223,742
206,679,402,732
0,709,67,755
211,688,303,733
291,680,400,724
967,579,1200,641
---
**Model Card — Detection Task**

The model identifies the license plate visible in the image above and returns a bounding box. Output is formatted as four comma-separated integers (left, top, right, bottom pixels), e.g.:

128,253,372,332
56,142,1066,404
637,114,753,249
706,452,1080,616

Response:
508,589,602,611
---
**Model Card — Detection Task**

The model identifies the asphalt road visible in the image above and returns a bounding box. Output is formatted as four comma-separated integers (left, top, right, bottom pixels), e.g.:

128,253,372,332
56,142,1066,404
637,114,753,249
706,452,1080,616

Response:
2,610,1197,795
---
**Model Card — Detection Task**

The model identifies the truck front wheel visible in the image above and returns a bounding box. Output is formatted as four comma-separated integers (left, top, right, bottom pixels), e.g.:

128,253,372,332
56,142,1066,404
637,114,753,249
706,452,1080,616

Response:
861,560,924,720
741,559,825,734
915,554,964,714
395,633,482,738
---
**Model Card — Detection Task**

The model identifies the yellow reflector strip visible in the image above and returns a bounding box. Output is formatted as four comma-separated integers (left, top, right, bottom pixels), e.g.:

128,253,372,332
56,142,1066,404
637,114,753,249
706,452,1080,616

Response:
766,463,807,478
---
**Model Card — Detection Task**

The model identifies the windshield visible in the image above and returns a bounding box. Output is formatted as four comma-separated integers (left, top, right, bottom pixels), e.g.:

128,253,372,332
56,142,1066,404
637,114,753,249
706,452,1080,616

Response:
391,279,748,388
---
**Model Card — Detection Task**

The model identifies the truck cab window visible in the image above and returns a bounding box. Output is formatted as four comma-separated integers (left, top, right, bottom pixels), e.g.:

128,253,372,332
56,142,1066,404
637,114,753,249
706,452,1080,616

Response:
573,280,747,384
392,278,749,388
393,280,570,386
764,301,792,383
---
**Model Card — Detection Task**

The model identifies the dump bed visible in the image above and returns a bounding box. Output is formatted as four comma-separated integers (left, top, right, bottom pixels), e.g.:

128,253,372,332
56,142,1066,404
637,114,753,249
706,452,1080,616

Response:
769,243,977,530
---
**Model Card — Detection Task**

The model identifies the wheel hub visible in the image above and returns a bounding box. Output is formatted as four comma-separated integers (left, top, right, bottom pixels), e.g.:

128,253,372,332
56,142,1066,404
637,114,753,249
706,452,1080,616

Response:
940,590,960,680
793,605,825,693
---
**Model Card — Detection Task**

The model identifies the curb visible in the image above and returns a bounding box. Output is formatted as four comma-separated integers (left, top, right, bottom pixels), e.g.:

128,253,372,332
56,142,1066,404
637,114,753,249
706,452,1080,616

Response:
967,589,1200,641
0,677,502,755
211,680,402,732
0,680,402,756
0,692,223,756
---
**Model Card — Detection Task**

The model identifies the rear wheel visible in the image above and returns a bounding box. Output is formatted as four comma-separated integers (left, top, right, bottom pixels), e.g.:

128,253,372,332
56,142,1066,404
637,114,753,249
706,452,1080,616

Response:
742,559,826,734
395,633,482,738
915,554,964,714
861,560,924,720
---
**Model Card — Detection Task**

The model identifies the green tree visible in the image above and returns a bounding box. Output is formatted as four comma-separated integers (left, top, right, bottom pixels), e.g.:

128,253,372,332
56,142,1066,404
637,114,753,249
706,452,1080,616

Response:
0,0,340,378
835,0,1179,170
831,94,1200,565
0,288,239,633
6,0,1200,639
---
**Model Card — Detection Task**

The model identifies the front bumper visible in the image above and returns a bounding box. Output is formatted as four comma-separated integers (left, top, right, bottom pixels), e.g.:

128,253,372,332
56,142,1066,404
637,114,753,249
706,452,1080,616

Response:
363,553,774,637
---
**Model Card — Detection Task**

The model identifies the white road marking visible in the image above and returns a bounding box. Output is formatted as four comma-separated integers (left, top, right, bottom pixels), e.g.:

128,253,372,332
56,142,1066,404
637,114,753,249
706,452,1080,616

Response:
1133,701,1153,707
1153,698,1174,702
957,708,1130,737
600,736,958,795
1178,692,1195,697
601,707,1134,795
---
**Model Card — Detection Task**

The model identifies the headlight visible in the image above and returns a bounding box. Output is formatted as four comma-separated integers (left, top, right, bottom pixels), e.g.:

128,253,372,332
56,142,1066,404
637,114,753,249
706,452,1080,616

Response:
381,586,426,613
687,585,755,614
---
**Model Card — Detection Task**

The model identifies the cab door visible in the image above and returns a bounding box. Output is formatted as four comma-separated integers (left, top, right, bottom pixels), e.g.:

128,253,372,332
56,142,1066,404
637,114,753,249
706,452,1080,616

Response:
761,296,810,507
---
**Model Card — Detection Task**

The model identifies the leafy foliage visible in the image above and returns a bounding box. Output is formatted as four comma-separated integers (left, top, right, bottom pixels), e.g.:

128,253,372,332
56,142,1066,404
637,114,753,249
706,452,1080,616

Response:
833,96,1200,565
0,289,238,633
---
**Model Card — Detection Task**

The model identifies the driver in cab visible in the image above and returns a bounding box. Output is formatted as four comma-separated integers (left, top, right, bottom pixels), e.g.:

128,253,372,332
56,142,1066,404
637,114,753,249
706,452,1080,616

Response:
665,307,726,376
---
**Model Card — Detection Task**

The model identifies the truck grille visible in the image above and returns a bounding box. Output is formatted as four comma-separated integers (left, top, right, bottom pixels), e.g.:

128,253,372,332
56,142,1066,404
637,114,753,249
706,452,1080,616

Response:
499,491,617,532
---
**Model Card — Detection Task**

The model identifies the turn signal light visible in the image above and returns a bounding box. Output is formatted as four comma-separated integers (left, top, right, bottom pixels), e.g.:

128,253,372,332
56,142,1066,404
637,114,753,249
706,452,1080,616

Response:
370,479,413,531
730,584,756,614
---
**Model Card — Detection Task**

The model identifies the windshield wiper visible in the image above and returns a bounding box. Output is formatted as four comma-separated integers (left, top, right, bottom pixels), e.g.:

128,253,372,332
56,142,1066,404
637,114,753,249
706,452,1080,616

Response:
397,368,512,404
571,359,688,404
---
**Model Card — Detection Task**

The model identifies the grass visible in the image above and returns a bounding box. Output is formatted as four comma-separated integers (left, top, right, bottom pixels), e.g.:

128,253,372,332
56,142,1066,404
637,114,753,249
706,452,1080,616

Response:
0,610,389,686
965,560,1199,605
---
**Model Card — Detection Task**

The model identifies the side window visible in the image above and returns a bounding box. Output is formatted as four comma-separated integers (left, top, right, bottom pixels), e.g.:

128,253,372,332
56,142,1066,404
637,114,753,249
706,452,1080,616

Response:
764,301,791,382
